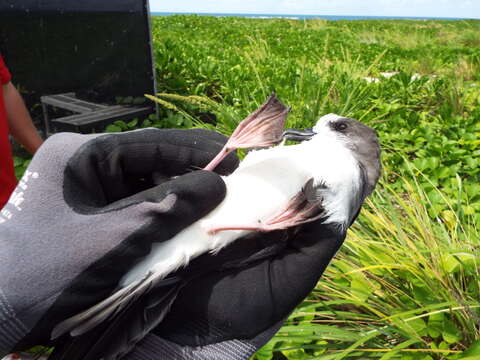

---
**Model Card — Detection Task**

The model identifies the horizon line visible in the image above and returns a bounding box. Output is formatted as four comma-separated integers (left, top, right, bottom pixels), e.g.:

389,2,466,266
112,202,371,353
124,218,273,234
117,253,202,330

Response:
150,11,480,20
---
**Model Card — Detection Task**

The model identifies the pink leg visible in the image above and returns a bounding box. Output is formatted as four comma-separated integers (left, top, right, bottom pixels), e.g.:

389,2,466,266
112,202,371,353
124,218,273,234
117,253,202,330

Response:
207,178,323,235
204,146,234,171
207,224,270,235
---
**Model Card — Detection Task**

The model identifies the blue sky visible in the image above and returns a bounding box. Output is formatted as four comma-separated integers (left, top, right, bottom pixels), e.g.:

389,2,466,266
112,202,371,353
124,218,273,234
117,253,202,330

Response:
148,0,479,19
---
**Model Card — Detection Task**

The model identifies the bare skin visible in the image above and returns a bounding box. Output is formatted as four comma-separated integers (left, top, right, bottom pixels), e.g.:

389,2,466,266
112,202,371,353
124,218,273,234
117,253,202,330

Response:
3,82,43,154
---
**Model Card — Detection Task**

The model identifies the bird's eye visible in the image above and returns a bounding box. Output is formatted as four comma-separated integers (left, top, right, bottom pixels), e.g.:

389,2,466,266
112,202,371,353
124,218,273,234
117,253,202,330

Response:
334,122,348,132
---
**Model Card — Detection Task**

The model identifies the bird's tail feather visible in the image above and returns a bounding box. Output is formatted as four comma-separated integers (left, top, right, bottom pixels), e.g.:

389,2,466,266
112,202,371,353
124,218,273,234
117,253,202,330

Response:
51,272,151,340
48,278,183,360
51,271,181,340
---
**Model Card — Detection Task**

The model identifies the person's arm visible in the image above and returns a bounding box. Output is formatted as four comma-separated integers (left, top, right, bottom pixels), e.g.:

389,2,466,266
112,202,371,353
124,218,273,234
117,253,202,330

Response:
3,82,43,154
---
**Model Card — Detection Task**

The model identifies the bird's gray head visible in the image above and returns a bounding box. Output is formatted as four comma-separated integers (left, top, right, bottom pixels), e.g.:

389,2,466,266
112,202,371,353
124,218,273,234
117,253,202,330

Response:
313,114,381,196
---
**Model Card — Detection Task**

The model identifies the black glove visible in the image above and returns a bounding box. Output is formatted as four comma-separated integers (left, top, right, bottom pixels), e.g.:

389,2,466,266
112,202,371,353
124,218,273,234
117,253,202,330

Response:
124,221,346,360
0,128,238,352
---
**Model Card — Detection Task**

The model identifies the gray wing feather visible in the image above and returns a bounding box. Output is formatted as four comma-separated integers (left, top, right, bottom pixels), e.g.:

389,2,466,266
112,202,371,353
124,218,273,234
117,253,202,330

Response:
51,271,155,340
303,178,327,203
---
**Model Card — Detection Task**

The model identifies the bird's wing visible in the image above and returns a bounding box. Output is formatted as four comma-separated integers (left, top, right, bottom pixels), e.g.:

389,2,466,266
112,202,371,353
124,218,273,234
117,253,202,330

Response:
303,178,328,203
49,275,183,360
51,270,181,340
343,162,369,227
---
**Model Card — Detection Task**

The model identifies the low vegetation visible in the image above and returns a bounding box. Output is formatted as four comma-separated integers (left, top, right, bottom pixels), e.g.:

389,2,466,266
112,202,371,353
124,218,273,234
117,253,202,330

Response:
146,16,480,359
15,15,480,359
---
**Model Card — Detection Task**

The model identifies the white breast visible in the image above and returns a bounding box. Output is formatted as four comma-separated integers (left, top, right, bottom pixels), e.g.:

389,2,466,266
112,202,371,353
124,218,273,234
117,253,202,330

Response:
120,138,359,286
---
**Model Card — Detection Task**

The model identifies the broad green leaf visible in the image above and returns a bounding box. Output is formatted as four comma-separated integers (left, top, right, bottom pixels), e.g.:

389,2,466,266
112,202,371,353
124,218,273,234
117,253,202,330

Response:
105,124,123,133
459,340,480,358
127,119,139,128
442,319,462,344
280,349,308,359
442,253,478,273
13,156,24,167
253,341,275,360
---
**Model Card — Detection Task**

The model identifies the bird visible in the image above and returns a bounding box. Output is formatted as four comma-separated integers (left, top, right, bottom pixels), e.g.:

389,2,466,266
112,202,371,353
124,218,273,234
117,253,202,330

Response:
48,94,381,359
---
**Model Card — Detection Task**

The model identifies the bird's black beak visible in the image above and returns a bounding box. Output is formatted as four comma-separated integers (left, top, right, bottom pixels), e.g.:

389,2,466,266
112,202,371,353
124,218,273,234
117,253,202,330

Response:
282,128,316,142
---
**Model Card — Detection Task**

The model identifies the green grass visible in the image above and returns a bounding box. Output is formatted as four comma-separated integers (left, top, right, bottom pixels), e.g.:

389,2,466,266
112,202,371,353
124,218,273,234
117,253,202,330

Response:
149,15,480,222
256,173,479,360
146,16,480,359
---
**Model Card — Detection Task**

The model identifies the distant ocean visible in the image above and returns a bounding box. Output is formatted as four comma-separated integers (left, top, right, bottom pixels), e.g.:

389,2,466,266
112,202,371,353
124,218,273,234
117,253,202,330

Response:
151,12,471,21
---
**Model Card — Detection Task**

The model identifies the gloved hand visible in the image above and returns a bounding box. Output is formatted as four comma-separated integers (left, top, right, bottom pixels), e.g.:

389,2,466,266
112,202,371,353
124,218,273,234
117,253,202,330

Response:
124,220,346,360
0,128,238,353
